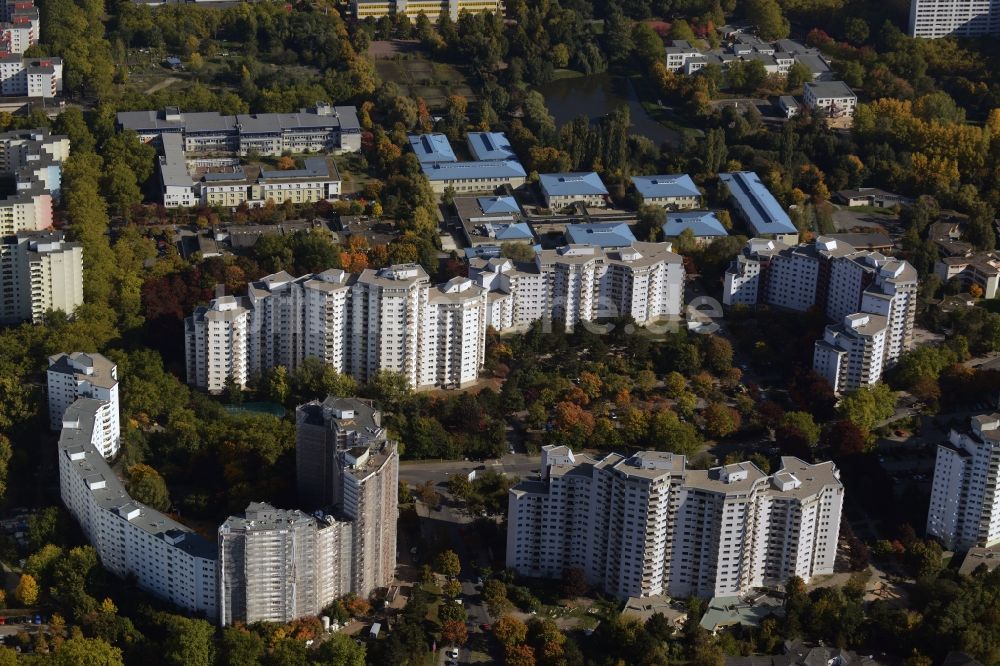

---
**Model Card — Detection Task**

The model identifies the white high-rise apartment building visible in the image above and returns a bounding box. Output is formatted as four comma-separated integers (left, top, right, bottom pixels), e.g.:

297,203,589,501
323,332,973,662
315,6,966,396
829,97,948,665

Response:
508,446,843,600
294,397,398,598
927,414,1000,551
185,265,491,393
0,55,61,97
295,397,387,509
350,264,429,387
909,0,1000,37
340,441,398,597
813,313,888,394
218,502,353,626
469,241,684,332
58,398,218,619
722,238,789,307
248,271,308,374
303,269,353,373
47,352,120,459
184,295,251,394
422,277,488,389
723,237,917,392
0,230,82,324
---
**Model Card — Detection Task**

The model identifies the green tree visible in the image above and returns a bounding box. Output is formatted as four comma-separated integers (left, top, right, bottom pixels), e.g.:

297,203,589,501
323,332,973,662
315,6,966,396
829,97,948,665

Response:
126,464,170,511
702,336,734,375
265,366,290,404
313,633,366,666
843,17,870,44
670,19,697,42
483,579,511,616
435,550,461,578
14,573,38,606
786,62,813,90
836,383,896,433
632,22,664,66
703,402,740,438
746,0,790,40
366,371,411,410
157,613,215,666
219,628,264,666
780,411,821,447
53,107,96,154
501,242,536,262
49,637,123,666
604,7,633,65
27,507,65,551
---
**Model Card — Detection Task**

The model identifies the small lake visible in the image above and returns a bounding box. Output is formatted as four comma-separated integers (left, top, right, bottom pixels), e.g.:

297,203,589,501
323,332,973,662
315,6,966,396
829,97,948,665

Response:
538,73,680,147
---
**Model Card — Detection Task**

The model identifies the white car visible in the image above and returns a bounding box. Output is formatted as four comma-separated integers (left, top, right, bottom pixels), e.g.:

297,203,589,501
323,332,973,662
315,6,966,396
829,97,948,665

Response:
447,648,459,659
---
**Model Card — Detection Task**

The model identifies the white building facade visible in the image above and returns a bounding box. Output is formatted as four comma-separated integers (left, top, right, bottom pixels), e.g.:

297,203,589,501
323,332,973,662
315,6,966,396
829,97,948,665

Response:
0,231,82,324
723,237,917,393
813,313,888,394
469,241,685,333
909,0,1000,37
47,352,120,459
185,265,489,392
218,502,353,626
184,296,251,394
507,447,844,600
0,55,61,97
927,414,1000,551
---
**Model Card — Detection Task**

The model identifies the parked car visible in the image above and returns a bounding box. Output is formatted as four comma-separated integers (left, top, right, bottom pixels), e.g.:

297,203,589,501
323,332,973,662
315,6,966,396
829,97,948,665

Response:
447,648,459,658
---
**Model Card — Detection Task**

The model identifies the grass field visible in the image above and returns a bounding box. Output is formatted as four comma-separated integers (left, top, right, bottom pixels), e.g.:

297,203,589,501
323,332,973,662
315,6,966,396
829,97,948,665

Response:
374,56,475,111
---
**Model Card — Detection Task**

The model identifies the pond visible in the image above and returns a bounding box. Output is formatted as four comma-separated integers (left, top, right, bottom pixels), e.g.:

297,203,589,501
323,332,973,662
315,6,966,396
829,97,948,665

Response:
538,72,680,147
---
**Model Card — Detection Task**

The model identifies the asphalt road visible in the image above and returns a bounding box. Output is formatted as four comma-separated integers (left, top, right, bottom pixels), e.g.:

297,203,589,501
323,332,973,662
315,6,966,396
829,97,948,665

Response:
399,453,540,490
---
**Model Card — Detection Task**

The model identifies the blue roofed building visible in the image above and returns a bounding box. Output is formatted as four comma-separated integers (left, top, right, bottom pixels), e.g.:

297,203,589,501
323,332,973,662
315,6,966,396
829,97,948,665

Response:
476,195,521,216
408,133,457,164
719,172,799,243
632,174,701,209
564,223,636,248
410,132,527,196
539,172,609,209
466,132,517,161
422,160,527,195
455,195,534,247
662,211,728,246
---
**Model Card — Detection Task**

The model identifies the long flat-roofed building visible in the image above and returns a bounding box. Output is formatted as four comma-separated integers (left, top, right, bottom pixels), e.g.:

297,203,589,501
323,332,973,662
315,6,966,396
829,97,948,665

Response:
719,172,798,244
632,174,701,209
117,103,361,156
539,172,608,209
58,398,218,620
353,0,504,20
508,446,843,600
